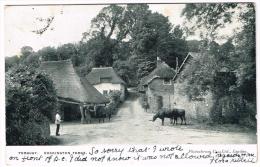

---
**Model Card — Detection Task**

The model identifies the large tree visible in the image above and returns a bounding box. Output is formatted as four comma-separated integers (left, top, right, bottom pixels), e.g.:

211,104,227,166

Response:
6,65,58,145
127,6,188,79
182,3,238,41
182,3,255,98
181,3,256,125
81,5,127,67
5,46,36,71
37,46,58,61
20,46,34,58
81,4,188,84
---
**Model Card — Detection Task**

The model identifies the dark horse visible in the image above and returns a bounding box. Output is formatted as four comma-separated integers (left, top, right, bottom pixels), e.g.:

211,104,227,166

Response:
94,106,112,123
94,107,106,123
152,108,186,126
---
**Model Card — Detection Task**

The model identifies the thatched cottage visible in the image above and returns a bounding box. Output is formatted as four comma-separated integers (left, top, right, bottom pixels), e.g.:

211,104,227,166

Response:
140,57,176,113
140,52,237,122
40,59,110,122
86,67,126,101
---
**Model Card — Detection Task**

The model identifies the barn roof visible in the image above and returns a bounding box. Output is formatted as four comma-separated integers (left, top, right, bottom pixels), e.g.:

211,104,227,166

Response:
141,61,176,86
40,59,109,104
86,67,126,85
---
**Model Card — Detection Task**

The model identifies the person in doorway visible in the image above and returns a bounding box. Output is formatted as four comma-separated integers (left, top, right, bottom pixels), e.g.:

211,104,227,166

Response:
55,111,61,136
84,106,92,124
80,105,85,124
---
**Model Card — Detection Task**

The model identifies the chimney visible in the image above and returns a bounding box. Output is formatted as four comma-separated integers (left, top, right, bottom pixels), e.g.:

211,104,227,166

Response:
157,57,162,67
176,57,179,72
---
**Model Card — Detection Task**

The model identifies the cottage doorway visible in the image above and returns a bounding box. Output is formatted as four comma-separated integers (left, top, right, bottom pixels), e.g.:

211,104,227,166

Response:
155,95,163,110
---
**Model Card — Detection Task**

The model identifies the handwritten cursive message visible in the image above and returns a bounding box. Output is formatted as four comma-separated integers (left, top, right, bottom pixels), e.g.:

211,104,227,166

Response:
6,145,257,165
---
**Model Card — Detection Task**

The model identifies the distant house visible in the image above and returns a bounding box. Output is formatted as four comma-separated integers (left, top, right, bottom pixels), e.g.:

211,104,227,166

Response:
140,57,176,113
86,67,126,101
40,59,110,122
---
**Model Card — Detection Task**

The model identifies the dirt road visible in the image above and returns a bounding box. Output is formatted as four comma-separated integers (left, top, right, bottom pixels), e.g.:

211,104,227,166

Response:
50,92,257,145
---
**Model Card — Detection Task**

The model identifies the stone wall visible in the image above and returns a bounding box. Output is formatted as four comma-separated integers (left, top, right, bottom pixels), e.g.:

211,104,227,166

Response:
173,82,213,122
144,78,213,122
146,88,175,113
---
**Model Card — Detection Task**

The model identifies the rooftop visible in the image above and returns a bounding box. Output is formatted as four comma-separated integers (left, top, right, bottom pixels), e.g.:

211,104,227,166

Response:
40,59,109,104
141,61,176,86
86,67,126,85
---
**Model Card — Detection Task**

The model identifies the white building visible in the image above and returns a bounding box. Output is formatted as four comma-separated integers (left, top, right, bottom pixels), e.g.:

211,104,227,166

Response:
86,67,126,101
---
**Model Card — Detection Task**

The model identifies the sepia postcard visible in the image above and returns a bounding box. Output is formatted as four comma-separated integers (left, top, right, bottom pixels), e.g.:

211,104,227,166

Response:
1,0,259,166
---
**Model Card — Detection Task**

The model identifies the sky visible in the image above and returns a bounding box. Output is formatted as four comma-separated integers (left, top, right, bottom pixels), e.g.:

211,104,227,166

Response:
4,4,187,57
4,3,238,57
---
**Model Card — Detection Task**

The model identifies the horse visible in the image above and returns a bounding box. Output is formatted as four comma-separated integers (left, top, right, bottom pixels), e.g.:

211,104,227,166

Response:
172,108,186,125
95,106,106,123
152,108,186,126
93,106,112,123
104,105,112,121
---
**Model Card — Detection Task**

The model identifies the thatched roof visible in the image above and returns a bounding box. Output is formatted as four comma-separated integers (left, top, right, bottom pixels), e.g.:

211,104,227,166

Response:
86,67,126,85
173,52,202,81
141,61,176,86
80,77,110,104
40,59,109,104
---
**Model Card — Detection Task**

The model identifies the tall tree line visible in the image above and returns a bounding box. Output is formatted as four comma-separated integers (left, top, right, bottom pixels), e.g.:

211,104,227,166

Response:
6,4,188,86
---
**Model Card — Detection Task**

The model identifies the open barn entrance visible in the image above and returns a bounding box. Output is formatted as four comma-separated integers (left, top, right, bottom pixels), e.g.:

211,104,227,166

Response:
61,102,81,121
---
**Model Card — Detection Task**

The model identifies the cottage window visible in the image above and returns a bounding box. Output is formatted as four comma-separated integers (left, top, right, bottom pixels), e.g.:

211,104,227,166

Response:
103,90,108,95
163,78,171,85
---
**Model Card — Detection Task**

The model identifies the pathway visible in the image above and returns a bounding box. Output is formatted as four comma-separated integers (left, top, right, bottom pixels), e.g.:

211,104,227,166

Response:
50,91,257,145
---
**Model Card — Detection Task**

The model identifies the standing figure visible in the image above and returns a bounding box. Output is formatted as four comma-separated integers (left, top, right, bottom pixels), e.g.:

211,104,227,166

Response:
84,106,92,124
80,105,85,124
55,111,61,136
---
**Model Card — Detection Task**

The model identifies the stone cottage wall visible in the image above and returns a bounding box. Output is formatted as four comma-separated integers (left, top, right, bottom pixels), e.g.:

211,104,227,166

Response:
146,88,175,113
145,78,175,113
173,82,213,122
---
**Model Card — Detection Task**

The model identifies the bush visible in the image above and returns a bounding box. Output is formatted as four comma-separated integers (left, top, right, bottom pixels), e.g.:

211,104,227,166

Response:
19,114,50,145
210,91,256,127
105,91,122,115
239,101,256,128
6,65,58,145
